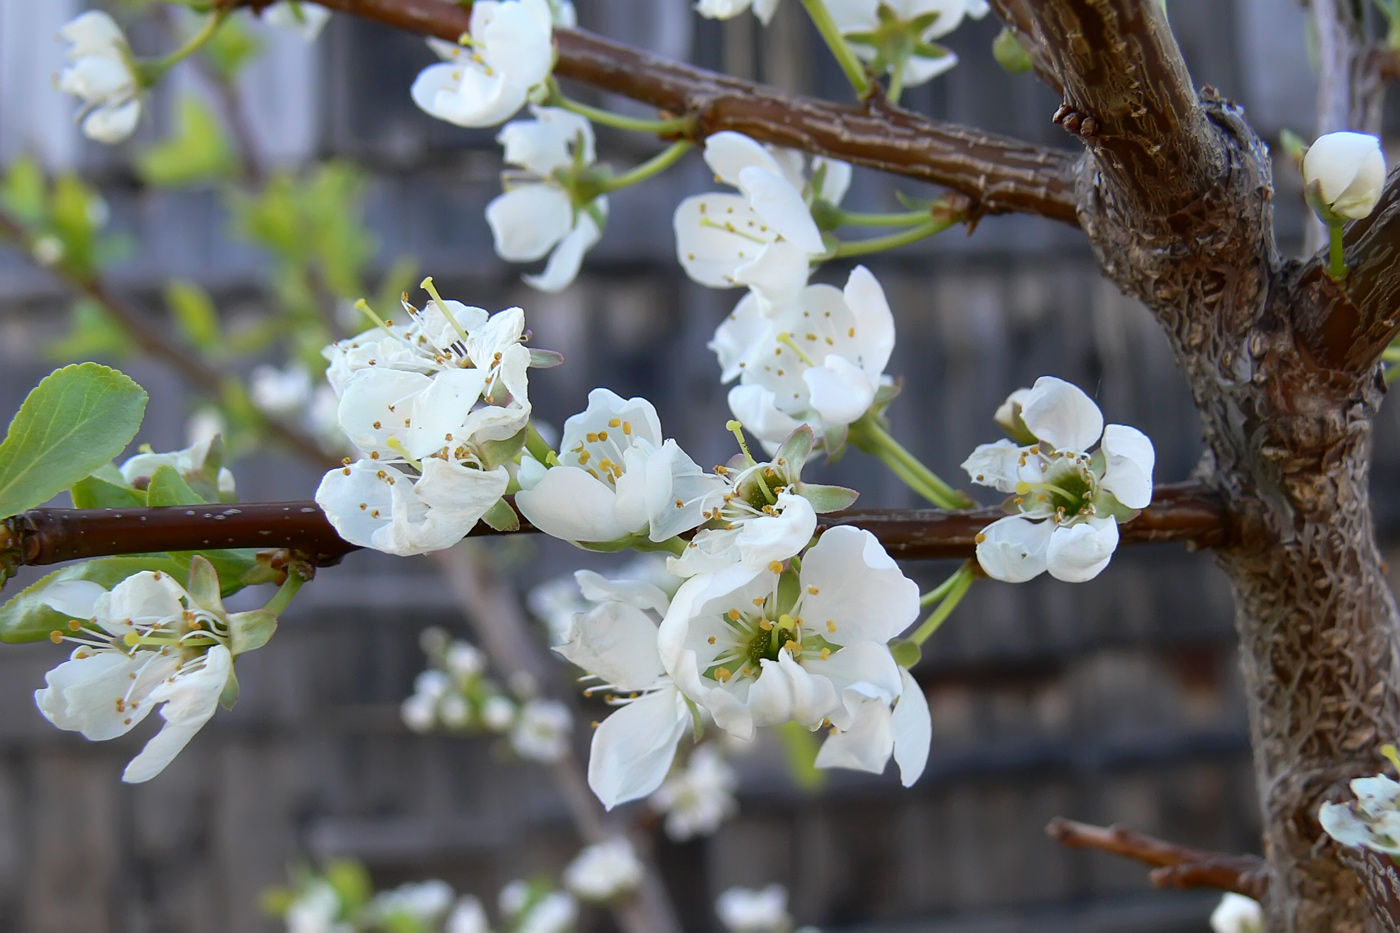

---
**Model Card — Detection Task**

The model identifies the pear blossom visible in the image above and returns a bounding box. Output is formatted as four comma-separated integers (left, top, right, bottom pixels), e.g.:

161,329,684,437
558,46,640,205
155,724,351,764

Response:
554,568,693,807
674,133,850,308
813,666,931,786
370,880,455,927
664,426,854,578
647,743,739,840
410,0,557,128
515,388,723,546
695,0,783,24
487,107,608,293
186,408,227,449
446,896,493,933
33,562,258,783
714,266,895,451
716,884,793,933
1210,893,1264,933
962,376,1154,584
562,837,644,902
317,294,544,556
510,697,573,761
57,11,142,144
500,884,576,933
483,695,517,731
828,0,989,88
283,881,350,933
1303,131,1388,222
263,1,333,41
251,363,314,417
1320,771,1400,854
659,526,921,745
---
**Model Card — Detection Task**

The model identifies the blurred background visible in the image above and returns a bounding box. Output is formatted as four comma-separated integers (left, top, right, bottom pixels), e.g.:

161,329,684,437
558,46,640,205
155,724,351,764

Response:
1,0,1394,930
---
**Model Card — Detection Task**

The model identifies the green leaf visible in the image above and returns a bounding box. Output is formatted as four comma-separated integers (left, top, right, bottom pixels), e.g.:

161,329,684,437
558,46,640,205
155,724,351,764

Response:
135,96,236,188
47,298,135,362
0,556,187,643
992,26,1034,74
202,13,262,80
325,860,373,910
48,174,104,278
145,464,207,507
0,363,148,519
69,463,146,509
165,280,222,353
1,155,46,223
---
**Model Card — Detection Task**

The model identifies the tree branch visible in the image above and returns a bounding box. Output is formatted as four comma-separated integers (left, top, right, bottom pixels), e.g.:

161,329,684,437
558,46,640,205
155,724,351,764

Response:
1,481,1228,570
1294,165,1400,372
251,0,1080,224
1046,817,1268,900
1016,0,1227,218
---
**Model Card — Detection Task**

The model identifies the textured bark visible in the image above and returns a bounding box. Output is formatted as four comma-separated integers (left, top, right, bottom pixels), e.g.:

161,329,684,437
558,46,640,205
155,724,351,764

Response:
1018,3,1400,930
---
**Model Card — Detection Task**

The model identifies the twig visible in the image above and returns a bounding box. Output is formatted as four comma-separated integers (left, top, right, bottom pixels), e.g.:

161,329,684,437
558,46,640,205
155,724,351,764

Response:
1046,817,1268,900
2,481,1229,569
233,0,1081,224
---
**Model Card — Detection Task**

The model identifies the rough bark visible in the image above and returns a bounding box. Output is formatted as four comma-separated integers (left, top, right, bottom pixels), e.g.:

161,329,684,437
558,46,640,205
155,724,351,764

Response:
1012,2,1400,929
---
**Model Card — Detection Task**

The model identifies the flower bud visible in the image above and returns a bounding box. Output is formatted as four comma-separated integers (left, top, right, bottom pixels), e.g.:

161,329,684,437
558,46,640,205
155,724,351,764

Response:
1302,131,1387,222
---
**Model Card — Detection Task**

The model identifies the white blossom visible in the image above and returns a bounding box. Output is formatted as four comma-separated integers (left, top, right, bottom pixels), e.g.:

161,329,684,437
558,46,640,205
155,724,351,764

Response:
446,895,493,933
962,376,1154,583
488,106,608,293
446,640,487,679
716,884,793,933
482,694,517,731
515,388,723,546
659,526,920,746
647,744,739,840
370,880,455,926
695,0,783,24
410,0,557,128
516,892,577,933
57,11,142,144
714,265,894,451
562,837,644,902
401,691,437,732
317,294,540,556
675,133,849,308
34,568,240,783
263,2,333,41
284,880,350,933
1303,131,1388,221
828,0,988,88
251,363,314,417
1210,893,1264,933
1320,772,1400,854
554,569,693,808
510,697,573,761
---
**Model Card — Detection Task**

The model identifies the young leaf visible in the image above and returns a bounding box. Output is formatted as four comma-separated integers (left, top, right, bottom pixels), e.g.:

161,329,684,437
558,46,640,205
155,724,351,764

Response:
69,463,146,509
0,363,148,519
135,96,236,188
165,280,221,353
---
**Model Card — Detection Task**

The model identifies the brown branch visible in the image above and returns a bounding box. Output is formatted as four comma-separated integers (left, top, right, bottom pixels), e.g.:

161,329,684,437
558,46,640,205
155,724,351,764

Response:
256,0,1080,224
1294,165,1400,372
1016,0,1227,218
2,481,1228,570
1046,817,1268,900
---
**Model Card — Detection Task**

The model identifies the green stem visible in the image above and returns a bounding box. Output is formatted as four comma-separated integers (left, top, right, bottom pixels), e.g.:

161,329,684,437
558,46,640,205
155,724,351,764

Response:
886,50,909,106
829,217,953,259
553,90,692,136
263,572,304,617
525,422,556,464
1326,221,1348,282
849,415,973,509
835,208,934,227
599,141,693,192
142,9,228,84
910,564,975,645
799,0,872,97
919,564,968,607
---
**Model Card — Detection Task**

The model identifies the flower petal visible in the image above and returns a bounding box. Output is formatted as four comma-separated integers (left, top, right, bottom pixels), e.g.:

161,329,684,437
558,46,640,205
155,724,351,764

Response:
1019,376,1103,452
122,645,231,782
555,598,665,690
1099,423,1155,510
799,526,920,644
735,166,824,254
975,514,1052,583
514,466,631,542
702,131,785,187
1045,515,1119,583
673,194,774,289
588,686,689,808
843,265,895,375
891,667,931,786
524,206,605,293
803,355,876,428
814,696,893,774
486,184,573,262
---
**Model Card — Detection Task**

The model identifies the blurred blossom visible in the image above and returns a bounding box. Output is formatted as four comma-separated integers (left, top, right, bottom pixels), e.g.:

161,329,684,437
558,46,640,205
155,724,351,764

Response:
562,837,644,902
511,698,572,761
648,744,739,840
716,884,793,933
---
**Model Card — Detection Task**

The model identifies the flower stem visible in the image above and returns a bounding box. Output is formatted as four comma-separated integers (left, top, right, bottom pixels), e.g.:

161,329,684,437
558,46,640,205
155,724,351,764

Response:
263,571,304,617
849,414,973,509
836,208,935,227
886,50,909,106
799,0,871,97
143,9,228,84
1326,221,1348,281
598,140,694,192
919,565,968,607
910,563,975,645
552,88,693,136
828,217,953,258
525,422,556,464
